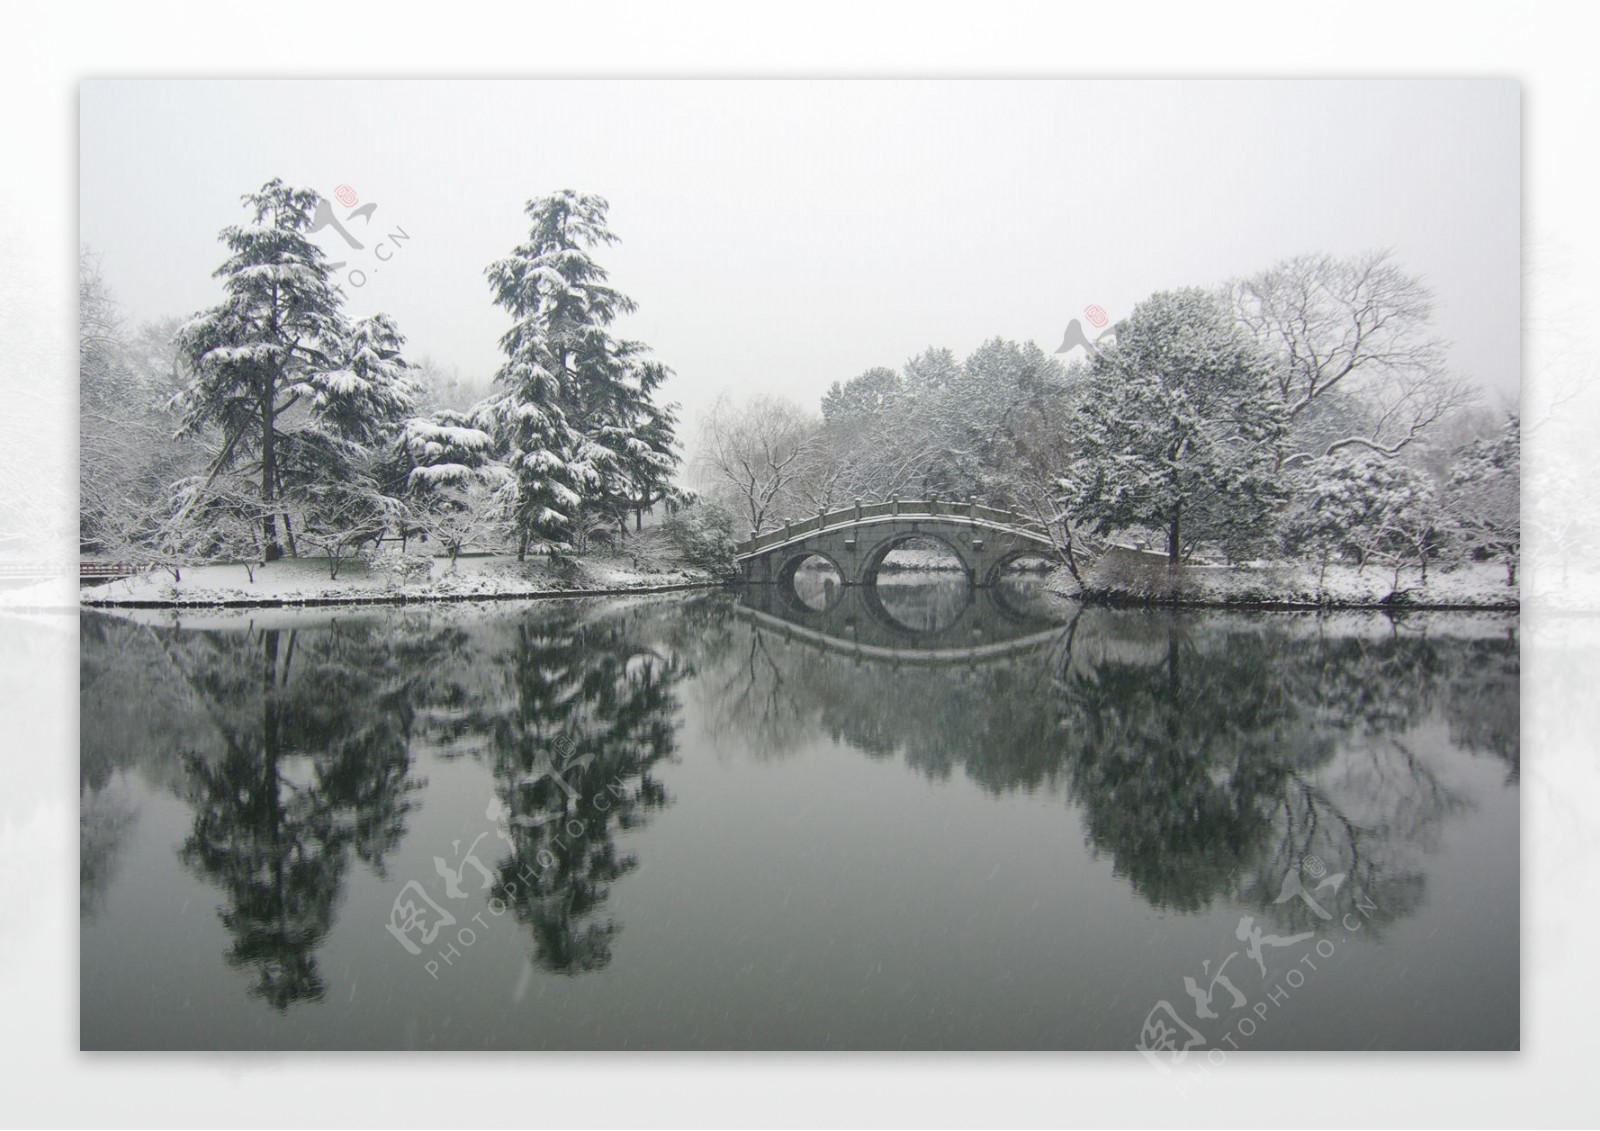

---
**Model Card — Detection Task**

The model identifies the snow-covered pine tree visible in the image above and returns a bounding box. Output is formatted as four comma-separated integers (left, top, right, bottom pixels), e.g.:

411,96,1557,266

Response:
484,191,679,557
309,313,421,446
1058,288,1288,563
614,362,683,531
398,409,500,490
397,408,511,562
177,182,424,564
175,179,351,560
277,312,421,564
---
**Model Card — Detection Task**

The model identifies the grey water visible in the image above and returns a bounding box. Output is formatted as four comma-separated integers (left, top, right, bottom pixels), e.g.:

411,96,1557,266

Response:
79,577,1518,1050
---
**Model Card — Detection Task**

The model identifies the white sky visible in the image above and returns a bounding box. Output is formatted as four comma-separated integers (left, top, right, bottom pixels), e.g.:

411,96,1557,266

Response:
80,79,1520,439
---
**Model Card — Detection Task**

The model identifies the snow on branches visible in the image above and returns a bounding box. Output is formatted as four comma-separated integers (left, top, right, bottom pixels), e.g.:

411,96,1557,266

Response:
483,190,680,556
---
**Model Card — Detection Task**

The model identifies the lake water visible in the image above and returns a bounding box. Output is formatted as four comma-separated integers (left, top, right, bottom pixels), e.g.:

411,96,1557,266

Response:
79,578,1519,1051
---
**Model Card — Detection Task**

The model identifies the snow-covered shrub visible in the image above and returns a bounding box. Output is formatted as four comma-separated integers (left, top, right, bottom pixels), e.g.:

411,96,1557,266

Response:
663,502,738,577
369,541,434,589
1283,452,1441,594
1445,415,1520,586
1081,546,1193,603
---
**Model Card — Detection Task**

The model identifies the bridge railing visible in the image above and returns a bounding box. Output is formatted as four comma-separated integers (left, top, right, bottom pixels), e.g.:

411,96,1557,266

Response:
79,561,158,581
734,499,1053,557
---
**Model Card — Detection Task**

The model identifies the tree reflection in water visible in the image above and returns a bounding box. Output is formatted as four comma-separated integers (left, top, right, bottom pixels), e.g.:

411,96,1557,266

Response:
80,601,697,1004
151,620,454,1008
81,588,1516,1012
714,587,1519,934
477,606,687,974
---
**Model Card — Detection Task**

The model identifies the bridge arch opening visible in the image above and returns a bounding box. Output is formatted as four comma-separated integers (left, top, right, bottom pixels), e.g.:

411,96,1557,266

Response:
777,550,845,613
863,532,972,586
981,549,1065,617
862,532,975,633
986,548,1060,588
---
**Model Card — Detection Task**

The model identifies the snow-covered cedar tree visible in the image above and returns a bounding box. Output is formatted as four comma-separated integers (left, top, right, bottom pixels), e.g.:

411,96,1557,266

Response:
812,366,934,508
483,190,680,558
821,366,903,426
662,500,738,577
622,391,686,532
173,180,419,567
1058,288,1288,563
937,338,1072,503
398,409,512,564
809,341,1073,514
268,312,422,560
174,179,352,560
1446,414,1520,586
309,313,422,447
1283,451,1440,592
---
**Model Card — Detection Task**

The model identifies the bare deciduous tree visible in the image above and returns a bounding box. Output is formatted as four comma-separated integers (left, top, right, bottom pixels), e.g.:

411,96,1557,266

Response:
1230,250,1478,464
693,394,820,534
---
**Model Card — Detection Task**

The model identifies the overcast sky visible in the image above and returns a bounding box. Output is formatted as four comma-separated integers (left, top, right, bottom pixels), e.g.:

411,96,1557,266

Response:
80,79,1520,442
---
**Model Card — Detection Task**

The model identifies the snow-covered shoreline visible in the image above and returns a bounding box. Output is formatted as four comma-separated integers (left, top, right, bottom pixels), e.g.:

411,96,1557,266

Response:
11,553,1553,616
1054,553,1522,611
73,552,726,611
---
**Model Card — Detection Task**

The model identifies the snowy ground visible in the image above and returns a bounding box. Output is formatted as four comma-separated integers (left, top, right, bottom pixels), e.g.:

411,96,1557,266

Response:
0,574,79,612
6,542,1563,616
74,536,720,609
1070,550,1520,609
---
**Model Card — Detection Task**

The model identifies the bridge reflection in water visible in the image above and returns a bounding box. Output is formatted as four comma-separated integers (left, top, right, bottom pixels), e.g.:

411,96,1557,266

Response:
718,581,1519,926
734,568,1070,665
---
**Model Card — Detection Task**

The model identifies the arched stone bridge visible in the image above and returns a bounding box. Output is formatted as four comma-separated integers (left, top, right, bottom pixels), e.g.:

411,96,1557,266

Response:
734,499,1060,588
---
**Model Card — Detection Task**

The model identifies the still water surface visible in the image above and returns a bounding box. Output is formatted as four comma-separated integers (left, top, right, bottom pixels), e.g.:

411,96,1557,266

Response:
79,577,1518,1050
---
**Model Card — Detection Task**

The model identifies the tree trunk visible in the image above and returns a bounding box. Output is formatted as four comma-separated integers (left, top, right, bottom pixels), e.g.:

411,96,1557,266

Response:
261,388,282,561
275,469,298,558
1167,499,1182,565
